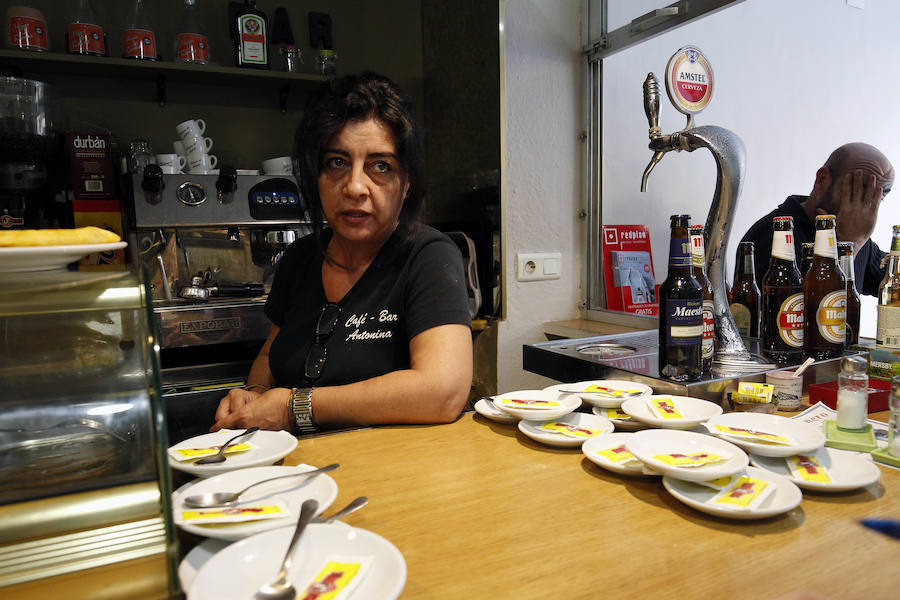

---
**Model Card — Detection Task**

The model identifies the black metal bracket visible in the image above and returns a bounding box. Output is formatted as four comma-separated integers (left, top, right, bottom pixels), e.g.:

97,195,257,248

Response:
156,74,166,107
279,83,290,114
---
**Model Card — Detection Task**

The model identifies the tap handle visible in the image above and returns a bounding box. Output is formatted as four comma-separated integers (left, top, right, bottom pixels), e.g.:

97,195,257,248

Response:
643,73,661,134
141,164,164,193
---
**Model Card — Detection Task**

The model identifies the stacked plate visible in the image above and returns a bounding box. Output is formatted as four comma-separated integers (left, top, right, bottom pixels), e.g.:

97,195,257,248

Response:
621,395,722,430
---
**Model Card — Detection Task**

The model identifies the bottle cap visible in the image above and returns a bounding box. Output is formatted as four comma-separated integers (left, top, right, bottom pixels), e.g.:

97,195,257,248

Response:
841,355,867,373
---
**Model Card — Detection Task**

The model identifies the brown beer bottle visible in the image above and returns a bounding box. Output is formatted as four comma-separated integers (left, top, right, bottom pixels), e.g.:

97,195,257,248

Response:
658,215,703,381
804,215,846,360
838,242,860,347
761,216,804,364
690,224,715,373
876,225,900,348
730,241,761,338
800,242,815,275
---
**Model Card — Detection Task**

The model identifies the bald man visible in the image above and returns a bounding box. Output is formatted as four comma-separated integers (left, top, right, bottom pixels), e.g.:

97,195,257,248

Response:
739,142,894,296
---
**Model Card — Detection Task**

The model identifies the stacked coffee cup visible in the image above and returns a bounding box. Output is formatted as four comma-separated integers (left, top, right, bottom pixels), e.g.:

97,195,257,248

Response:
176,118,218,174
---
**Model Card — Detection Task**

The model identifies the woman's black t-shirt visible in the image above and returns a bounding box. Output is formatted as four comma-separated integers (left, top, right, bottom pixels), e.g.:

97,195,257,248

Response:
265,224,471,388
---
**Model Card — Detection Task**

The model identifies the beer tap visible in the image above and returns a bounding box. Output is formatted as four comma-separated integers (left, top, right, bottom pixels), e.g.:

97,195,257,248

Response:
640,69,759,365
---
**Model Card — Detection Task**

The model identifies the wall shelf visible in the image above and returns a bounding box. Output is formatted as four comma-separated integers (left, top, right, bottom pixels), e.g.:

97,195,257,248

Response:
0,50,328,112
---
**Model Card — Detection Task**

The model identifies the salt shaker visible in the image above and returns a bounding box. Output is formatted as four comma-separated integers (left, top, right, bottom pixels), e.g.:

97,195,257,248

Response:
890,375,900,456
836,355,868,430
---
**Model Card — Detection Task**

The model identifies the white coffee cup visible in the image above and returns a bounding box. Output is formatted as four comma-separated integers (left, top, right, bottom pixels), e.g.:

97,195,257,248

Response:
261,155,293,175
155,153,187,172
176,118,206,141
183,135,213,157
160,165,181,174
173,140,187,158
189,153,218,173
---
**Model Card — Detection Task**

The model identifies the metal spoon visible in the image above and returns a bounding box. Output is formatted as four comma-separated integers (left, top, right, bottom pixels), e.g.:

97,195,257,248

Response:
558,389,644,398
182,463,340,508
194,427,260,465
254,498,318,600
313,496,368,524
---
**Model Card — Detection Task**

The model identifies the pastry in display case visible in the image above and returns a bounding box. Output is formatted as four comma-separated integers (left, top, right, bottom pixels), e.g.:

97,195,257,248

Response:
0,268,178,599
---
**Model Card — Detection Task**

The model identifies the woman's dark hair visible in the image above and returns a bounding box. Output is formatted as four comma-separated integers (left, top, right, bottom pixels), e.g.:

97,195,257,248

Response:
294,72,426,239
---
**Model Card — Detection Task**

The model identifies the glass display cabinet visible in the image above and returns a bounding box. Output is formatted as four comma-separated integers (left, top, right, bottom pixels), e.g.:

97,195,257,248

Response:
0,268,177,599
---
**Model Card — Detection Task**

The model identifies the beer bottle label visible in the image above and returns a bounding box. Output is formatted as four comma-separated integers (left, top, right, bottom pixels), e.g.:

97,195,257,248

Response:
123,28,156,59
815,290,846,343
691,234,705,267
177,33,210,62
772,230,795,261
813,227,837,259
730,302,751,336
9,16,49,51
68,23,105,55
666,299,702,346
892,233,900,253
777,293,804,347
669,237,692,268
702,299,715,358
876,304,900,348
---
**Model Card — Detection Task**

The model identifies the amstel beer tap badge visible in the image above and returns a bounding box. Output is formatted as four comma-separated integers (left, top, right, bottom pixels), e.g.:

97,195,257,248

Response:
665,45,714,115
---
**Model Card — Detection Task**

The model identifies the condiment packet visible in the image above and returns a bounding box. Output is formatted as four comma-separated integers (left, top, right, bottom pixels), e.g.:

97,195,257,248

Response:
785,454,832,483
647,397,685,420
595,444,641,465
168,442,254,462
706,475,775,511
582,385,644,397
705,423,794,446
539,421,603,438
298,555,373,600
652,452,730,468
694,473,742,491
731,382,775,404
178,500,291,525
596,407,631,420
498,397,561,410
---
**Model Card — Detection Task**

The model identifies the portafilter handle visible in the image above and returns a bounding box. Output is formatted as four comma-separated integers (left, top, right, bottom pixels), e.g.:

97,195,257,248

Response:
213,283,265,297
216,165,238,204
141,164,164,205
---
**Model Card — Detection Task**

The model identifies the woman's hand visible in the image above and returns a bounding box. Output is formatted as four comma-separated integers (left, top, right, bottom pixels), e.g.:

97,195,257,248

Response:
210,387,293,432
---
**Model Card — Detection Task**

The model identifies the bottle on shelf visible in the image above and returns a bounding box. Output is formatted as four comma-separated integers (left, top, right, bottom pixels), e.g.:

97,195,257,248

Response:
804,214,846,360
6,2,49,52
658,214,703,382
689,224,715,373
730,241,761,338
234,0,269,69
175,0,210,64
838,241,860,347
876,225,900,349
67,0,106,57
315,49,338,77
761,216,804,364
800,242,815,276
122,0,157,61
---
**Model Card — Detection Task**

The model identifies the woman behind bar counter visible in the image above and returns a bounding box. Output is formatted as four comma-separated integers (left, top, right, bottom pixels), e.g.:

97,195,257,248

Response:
212,72,473,433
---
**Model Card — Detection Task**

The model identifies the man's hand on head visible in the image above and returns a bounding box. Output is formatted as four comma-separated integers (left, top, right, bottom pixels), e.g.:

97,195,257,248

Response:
819,169,882,255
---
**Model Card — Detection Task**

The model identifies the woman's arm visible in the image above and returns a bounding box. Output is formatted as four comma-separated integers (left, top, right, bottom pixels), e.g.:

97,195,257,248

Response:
210,322,473,431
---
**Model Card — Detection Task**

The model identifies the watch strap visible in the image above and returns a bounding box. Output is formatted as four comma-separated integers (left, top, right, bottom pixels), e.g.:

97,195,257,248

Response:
290,387,317,434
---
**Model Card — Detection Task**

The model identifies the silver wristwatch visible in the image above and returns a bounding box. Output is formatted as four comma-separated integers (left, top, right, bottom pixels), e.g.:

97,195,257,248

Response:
290,387,317,434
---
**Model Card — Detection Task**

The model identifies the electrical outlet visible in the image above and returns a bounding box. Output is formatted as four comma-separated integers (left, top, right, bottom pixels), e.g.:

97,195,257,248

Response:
516,252,562,281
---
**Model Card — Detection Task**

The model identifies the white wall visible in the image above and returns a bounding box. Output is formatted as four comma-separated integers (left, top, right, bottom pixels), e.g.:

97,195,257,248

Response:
601,0,900,338
499,0,584,391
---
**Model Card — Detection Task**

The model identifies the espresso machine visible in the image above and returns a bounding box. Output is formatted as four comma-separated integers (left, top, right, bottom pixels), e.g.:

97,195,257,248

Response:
124,165,310,443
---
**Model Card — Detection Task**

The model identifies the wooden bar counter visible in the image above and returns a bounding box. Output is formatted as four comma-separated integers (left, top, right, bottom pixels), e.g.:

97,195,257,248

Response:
272,411,900,600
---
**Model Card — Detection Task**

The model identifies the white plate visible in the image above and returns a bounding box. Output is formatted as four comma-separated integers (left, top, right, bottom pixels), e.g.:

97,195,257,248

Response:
517,411,614,448
621,395,723,430
179,538,231,591
590,406,652,431
543,380,653,408
0,241,127,273
474,398,518,423
582,432,659,476
187,523,406,600
172,464,338,541
704,412,826,457
625,428,749,482
492,389,581,421
749,447,882,492
168,429,298,477
662,466,803,520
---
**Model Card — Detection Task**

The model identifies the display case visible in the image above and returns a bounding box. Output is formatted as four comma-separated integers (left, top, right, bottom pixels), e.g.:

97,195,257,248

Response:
0,268,177,599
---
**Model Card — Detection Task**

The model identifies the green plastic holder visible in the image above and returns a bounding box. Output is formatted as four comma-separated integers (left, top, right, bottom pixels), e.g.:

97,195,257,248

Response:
824,419,877,452
871,447,900,468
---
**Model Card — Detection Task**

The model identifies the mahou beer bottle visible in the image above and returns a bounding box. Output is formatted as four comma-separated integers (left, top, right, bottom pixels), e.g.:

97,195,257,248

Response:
122,0,157,60
690,224,715,373
876,226,900,349
730,241,761,338
800,243,815,276
659,215,703,381
175,0,210,64
804,215,846,360
838,242,860,347
67,0,106,56
761,216,804,364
